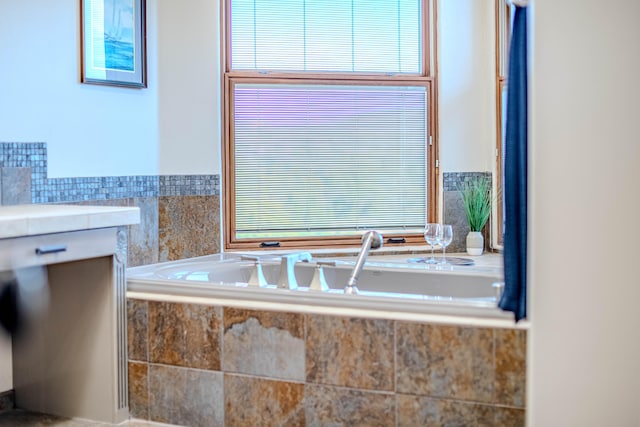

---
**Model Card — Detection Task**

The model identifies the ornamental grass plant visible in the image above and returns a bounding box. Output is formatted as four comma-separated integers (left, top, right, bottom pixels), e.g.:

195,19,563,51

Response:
459,176,492,232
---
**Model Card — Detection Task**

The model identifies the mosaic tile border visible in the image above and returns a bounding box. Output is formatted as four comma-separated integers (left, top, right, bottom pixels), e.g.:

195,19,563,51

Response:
159,175,219,197
0,143,219,203
0,142,47,193
37,176,159,203
443,172,492,192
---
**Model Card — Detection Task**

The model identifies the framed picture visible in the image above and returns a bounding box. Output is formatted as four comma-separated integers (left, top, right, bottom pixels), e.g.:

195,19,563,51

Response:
81,0,147,88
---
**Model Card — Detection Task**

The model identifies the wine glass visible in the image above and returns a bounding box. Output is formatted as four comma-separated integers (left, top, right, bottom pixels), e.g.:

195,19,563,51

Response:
438,224,453,264
424,223,441,264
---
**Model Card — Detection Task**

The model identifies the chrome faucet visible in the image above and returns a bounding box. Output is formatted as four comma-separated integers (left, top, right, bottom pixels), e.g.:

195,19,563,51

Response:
345,231,383,295
277,252,312,290
241,255,269,287
309,260,336,291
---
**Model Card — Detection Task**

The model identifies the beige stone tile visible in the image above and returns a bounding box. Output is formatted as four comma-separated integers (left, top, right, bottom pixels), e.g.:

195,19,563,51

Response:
127,299,148,362
74,197,156,267
0,167,31,206
495,328,527,407
305,384,395,427
396,322,495,402
397,394,494,427
148,302,222,370
128,361,149,420
222,308,305,381
158,195,220,262
306,314,394,391
148,364,223,427
224,373,304,427
224,307,304,338
127,197,159,267
443,190,469,253
494,406,526,426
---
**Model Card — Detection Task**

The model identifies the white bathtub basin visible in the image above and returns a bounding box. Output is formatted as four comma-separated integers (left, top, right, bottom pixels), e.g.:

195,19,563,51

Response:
127,253,516,326
148,255,499,299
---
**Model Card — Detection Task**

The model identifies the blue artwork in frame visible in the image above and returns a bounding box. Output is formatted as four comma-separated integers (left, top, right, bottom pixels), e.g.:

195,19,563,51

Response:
81,0,146,88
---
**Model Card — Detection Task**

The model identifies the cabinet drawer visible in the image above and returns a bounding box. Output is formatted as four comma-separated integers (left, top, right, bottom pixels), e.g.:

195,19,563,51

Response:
0,228,118,271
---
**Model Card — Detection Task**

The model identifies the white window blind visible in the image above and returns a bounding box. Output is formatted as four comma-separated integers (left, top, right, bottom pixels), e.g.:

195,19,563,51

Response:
233,83,428,239
230,0,422,73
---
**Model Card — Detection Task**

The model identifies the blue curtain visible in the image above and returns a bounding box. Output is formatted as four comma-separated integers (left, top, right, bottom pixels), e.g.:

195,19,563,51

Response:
499,5,527,322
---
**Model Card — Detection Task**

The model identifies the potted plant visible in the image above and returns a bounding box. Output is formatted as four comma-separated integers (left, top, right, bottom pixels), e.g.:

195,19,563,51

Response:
459,176,492,255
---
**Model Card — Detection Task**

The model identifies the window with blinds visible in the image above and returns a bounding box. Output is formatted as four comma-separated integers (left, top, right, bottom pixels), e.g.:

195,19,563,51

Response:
224,0,434,248
230,0,422,73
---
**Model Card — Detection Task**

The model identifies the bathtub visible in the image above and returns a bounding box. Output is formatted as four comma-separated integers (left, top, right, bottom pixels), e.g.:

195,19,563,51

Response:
127,252,519,327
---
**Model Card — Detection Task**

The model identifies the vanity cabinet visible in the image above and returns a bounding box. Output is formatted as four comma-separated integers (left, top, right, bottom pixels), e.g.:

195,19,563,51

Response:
0,205,140,424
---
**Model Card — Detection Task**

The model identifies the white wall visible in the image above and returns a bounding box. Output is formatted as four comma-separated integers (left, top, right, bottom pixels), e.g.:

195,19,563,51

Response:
0,0,493,177
438,0,496,173
529,0,640,425
0,0,160,178
157,0,221,175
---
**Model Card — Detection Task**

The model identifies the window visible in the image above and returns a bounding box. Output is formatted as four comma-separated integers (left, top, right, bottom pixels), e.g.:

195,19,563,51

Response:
223,0,436,250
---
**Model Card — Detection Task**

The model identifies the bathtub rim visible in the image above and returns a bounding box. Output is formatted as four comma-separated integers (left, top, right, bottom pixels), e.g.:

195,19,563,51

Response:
127,251,505,281
127,277,526,330
127,252,526,329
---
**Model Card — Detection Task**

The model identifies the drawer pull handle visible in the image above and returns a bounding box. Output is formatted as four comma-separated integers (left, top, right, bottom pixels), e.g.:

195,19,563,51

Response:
35,244,68,255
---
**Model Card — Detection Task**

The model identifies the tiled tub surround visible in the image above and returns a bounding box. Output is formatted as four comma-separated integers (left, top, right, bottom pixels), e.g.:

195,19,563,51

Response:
0,143,221,267
128,301,526,426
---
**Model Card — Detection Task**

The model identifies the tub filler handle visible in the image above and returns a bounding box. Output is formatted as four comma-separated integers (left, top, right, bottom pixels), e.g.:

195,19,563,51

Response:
278,252,312,290
309,261,336,292
241,255,270,287
345,231,383,295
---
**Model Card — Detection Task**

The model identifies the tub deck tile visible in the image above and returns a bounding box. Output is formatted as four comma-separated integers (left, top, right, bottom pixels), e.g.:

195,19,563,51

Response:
149,302,222,370
395,322,495,402
305,383,395,427
127,299,148,362
128,361,149,420
396,394,524,427
222,308,305,381
495,328,527,407
224,373,304,427
305,315,395,391
149,364,224,427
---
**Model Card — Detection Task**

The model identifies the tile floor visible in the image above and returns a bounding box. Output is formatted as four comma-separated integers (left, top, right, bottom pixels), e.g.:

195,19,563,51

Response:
0,410,180,427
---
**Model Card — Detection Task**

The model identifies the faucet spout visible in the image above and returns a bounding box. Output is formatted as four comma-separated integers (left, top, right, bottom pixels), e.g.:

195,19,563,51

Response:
277,252,312,290
345,231,383,294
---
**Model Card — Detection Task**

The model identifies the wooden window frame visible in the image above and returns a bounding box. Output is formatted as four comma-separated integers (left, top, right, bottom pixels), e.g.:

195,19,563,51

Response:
495,0,512,248
221,0,438,251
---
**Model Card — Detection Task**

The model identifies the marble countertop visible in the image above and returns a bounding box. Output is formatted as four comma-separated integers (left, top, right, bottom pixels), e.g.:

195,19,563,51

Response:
0,204,141,239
